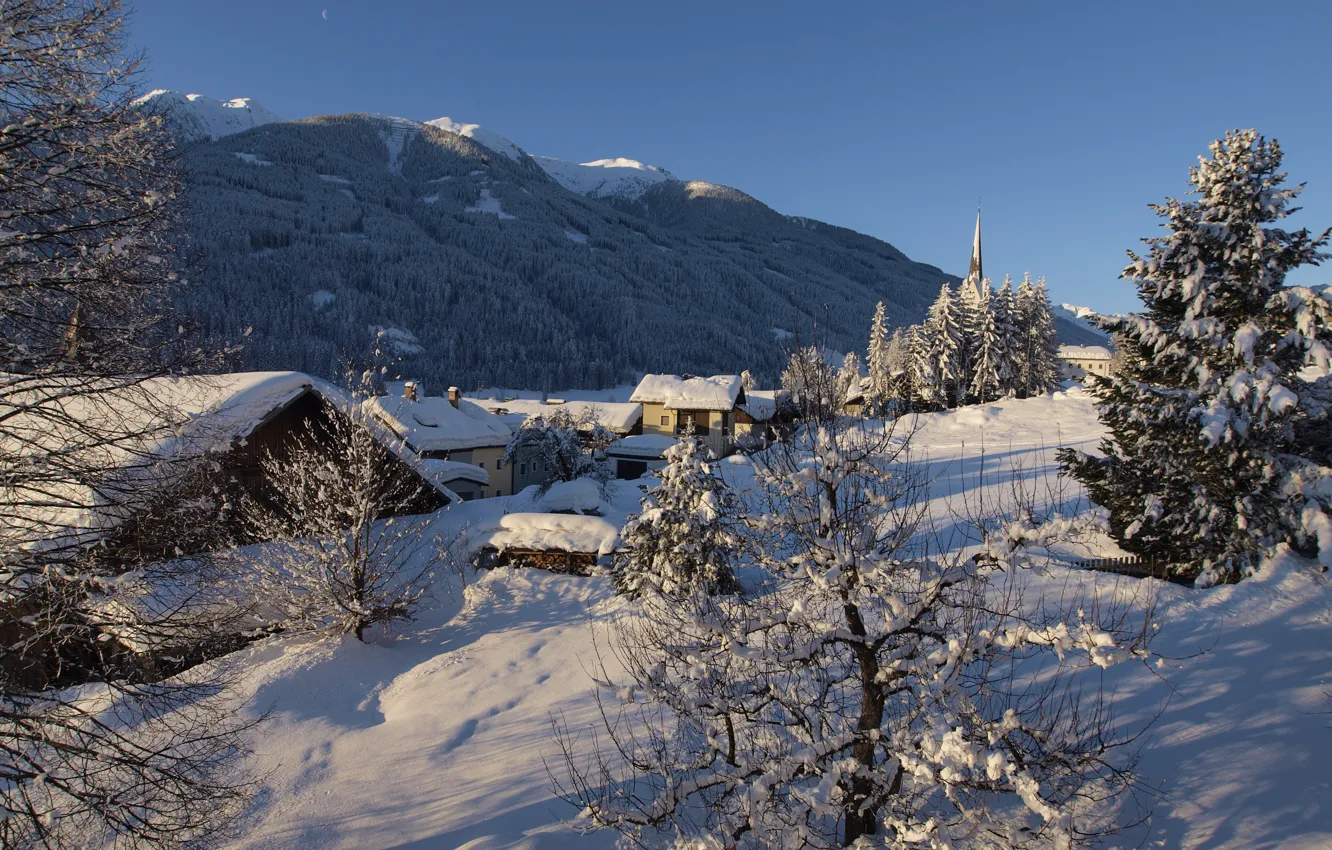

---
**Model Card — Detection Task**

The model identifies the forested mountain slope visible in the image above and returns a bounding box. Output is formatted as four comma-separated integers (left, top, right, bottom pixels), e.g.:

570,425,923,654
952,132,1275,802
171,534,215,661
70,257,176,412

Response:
179,114,1100,390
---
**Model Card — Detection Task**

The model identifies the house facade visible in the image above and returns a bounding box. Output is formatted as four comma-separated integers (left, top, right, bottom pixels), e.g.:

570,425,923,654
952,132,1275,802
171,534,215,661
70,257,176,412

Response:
1058,345,1115,381
629,374,745,459
472,397,644,492
366,383,515,499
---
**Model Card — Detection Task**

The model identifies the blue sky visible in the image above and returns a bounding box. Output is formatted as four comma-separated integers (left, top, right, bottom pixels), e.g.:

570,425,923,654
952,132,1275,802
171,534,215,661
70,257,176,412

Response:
128,0,1332,314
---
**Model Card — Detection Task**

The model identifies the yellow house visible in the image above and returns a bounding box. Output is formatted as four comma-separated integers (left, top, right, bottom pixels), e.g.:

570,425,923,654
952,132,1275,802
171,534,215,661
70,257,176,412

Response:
366,382,515,500
629,374,745,459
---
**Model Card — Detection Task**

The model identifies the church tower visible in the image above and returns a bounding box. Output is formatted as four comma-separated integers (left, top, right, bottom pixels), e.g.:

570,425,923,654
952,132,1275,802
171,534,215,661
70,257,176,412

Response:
963,207,985,299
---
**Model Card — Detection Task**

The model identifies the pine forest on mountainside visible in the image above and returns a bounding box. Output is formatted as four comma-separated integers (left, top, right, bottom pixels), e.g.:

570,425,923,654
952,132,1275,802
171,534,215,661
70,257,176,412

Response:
176,113,1104,391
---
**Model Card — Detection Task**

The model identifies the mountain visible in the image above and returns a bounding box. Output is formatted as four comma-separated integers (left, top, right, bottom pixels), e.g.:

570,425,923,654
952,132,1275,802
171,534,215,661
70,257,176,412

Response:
157,93,1098,389
1054,303,1113,342
134,90,283,144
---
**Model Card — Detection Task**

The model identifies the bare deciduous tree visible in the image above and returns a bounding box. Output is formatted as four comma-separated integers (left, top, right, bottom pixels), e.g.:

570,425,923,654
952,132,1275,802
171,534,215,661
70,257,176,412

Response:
0,2,253,845
233,387,450,642
557,417,1157,848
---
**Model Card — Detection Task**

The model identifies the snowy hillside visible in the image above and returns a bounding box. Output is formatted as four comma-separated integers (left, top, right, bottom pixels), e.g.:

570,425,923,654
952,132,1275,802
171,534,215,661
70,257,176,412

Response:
178,114,953,390
424,117,527,161
534,156,678,200
141,91,1105,385
1054,303,1111,339
133,89,283,144
215,390,1332,850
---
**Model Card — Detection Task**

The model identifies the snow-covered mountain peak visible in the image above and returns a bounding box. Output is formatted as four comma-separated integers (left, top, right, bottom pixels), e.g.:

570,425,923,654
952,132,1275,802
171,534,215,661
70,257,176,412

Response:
133,89,282,143
582,157,672,175
424,117,526,161
534,155,678,200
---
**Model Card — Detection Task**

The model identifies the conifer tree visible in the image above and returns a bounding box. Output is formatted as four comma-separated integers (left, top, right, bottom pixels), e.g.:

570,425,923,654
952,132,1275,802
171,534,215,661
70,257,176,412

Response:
1059,130,1332,583
836,351,863,412
991,275,1021,397
956,277,986,395
919,283,964,408
968,286,1003,403
865,301,892,412
615,438,742,597
1015,273,1060,397
883,327,910,407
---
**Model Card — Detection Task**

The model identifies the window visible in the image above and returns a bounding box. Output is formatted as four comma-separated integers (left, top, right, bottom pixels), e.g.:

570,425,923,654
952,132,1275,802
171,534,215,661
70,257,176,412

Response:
478,460,486,470
496,457,503,470
674,410,710,436
495,490,502,498
520,462,527,474
660,415,670,426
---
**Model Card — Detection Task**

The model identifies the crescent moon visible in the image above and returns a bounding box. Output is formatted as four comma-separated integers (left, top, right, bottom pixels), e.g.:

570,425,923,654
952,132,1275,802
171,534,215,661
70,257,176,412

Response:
321,9,328,20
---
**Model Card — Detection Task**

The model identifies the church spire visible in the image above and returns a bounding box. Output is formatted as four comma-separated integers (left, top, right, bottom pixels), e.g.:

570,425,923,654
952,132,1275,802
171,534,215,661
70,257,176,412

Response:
968,206,982,283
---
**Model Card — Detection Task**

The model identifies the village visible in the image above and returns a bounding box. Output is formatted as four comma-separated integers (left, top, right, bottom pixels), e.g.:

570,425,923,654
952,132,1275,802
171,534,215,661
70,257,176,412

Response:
3,3,1330,849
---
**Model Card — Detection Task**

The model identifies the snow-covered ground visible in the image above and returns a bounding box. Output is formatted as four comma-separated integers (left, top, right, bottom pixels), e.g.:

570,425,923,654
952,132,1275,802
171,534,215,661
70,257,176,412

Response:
218,388,1332,849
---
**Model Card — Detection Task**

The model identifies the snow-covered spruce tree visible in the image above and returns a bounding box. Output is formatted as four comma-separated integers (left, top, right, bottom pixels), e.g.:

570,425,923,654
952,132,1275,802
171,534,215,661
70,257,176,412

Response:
917,283,965,408
992,276,1021,397
0,2,253,845
1015,274,1061,397
235,382,447,641
866,301,893,412
615,438,742,598
883,327,912,408
559,417,1155,849
782,345,839,422
503,408,612,491
956,278,986,397
837,351,863,414
968,285,1003,404
1059,130,1332,582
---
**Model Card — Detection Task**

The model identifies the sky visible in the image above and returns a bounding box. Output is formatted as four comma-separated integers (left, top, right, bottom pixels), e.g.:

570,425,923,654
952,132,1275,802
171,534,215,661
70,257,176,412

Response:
127,0,1332,314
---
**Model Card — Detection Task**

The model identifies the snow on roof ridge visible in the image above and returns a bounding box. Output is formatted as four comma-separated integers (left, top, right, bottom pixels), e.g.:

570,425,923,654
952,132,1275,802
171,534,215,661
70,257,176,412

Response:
469,397,642,433
1058,344,1113,360
367,385,512,453
473,512,621,556
629,374,743,411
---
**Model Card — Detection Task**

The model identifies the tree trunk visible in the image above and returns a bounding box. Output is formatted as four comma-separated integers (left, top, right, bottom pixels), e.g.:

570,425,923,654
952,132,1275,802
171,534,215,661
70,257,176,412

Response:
842,600,886,846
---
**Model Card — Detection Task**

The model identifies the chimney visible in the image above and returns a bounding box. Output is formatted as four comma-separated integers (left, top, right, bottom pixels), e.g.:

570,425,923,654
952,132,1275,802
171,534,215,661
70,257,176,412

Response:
403,380,418,402
448,386,460,408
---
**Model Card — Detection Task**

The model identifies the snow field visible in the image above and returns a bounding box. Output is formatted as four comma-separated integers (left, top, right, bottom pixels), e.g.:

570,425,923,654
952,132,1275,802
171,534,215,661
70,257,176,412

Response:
219,390,1331,849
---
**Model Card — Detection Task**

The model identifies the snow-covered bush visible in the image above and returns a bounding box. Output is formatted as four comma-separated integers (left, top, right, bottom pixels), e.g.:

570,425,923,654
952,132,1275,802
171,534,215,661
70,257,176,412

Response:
615,438,742,597
560,417,1155,848
235,394,448,641
1060,129,1332,583
503,408,613,492
782,345,840,422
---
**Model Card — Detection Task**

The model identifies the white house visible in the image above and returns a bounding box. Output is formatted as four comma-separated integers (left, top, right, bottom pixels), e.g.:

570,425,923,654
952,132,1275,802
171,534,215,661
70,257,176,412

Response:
1058,345,1115,381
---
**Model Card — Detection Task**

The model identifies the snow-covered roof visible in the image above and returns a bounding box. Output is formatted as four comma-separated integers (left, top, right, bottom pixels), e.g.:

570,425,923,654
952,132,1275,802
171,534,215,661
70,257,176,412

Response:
533,478,608,514
419,459,488,487
1058,345,1113,361
470,398,642,434
3,372,320,547
367,384,512,453
630,374,743,411
472,513,620,556
740,389,782,421
607,433,679,459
